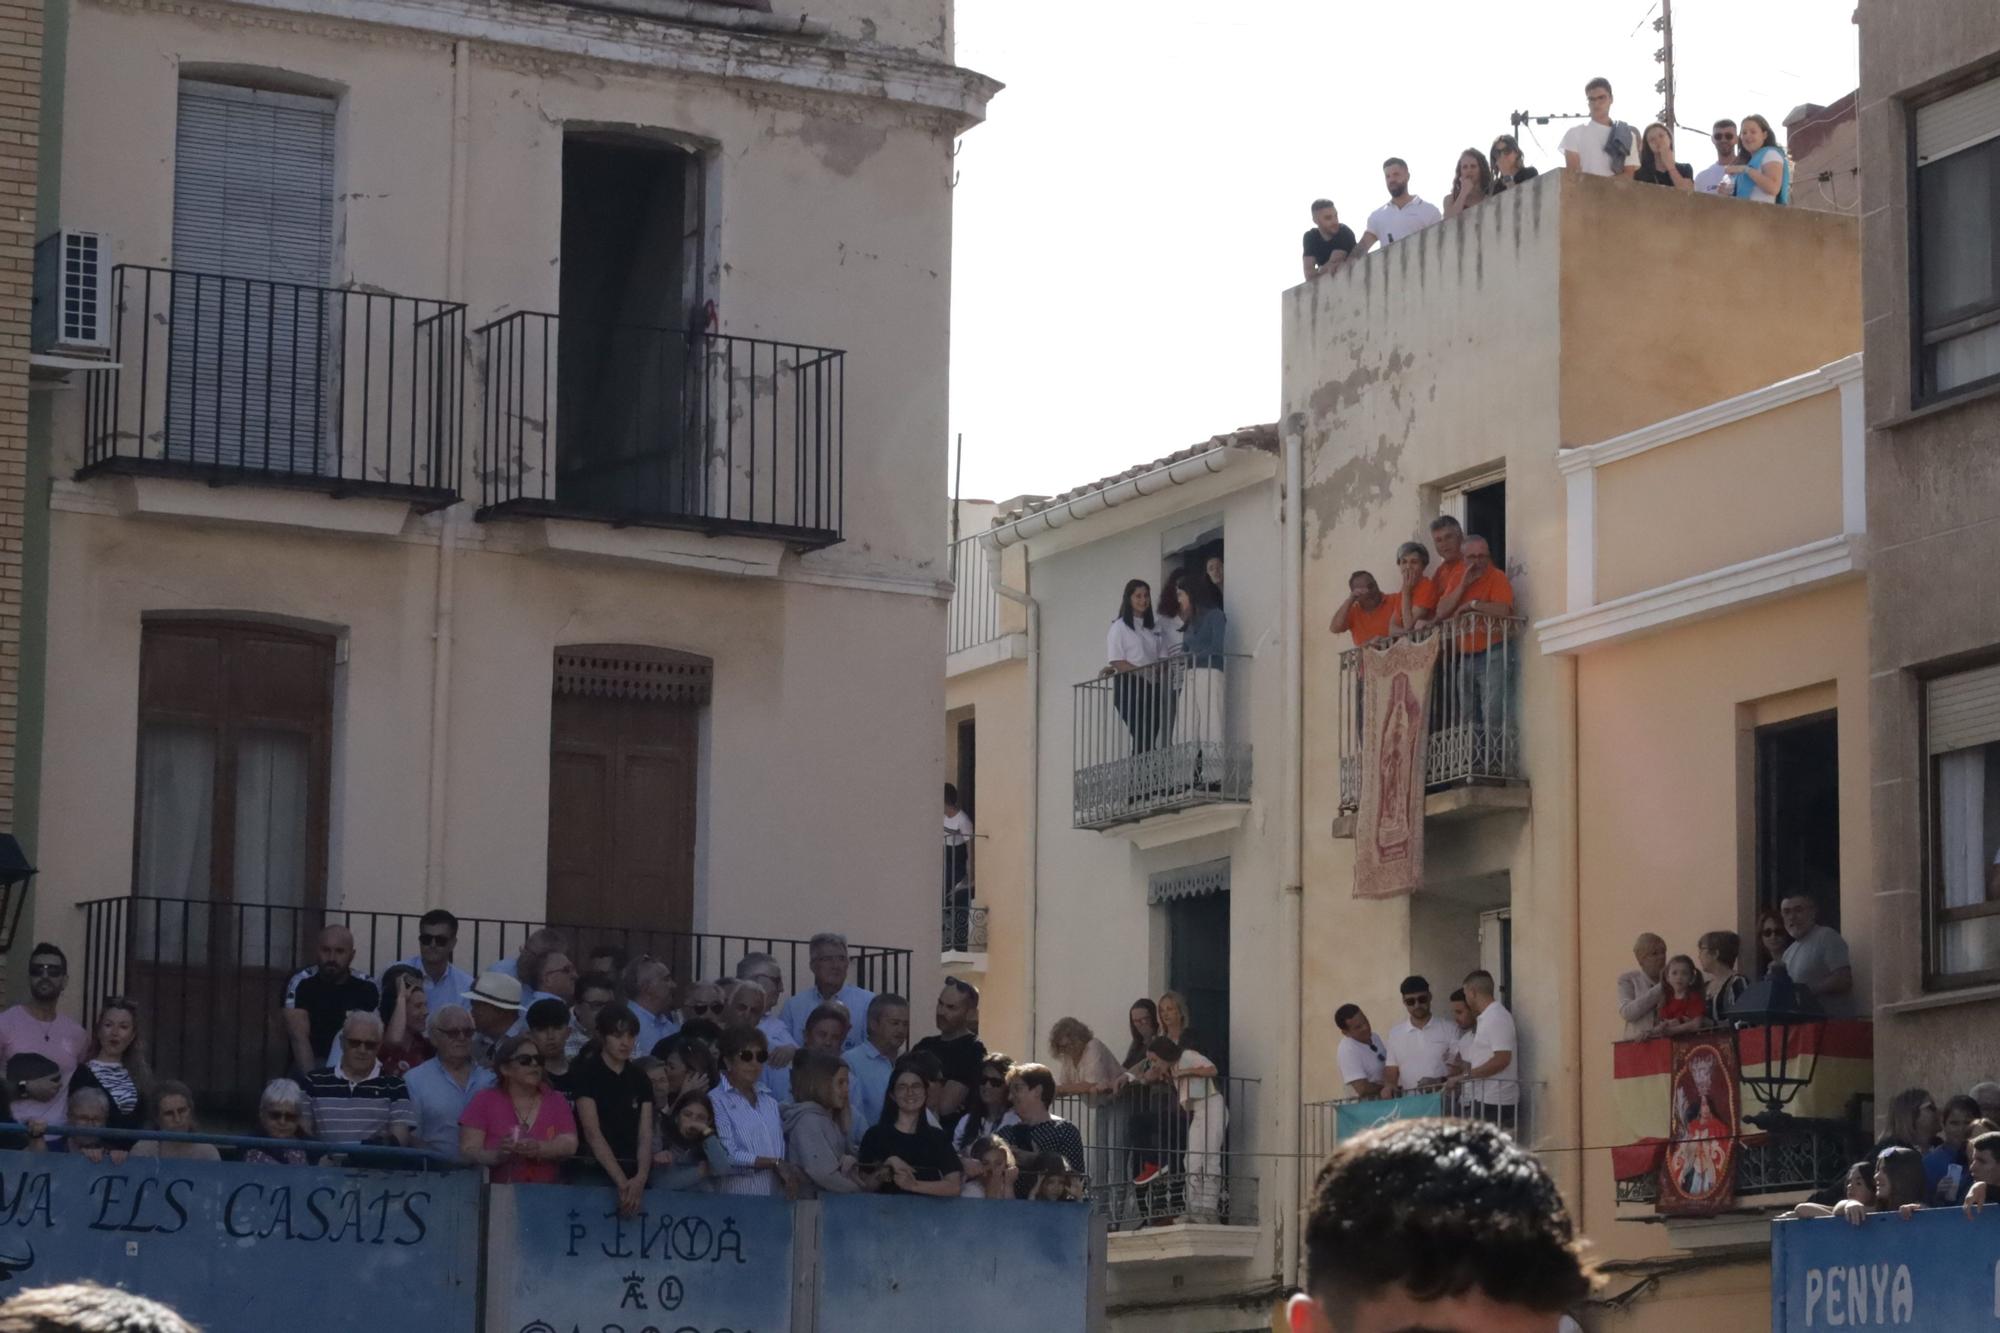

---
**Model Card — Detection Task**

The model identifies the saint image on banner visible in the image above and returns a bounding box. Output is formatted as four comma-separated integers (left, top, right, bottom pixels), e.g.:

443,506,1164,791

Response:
1353,633,1440,899
1658,1034,1739,1216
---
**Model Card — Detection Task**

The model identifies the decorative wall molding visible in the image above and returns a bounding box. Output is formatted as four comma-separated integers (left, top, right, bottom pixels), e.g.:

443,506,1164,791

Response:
554,644,713,705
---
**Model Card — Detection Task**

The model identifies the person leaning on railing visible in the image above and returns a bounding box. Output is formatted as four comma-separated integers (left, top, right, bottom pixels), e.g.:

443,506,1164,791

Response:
457,1033,577,1185
129,1081,221,1162
67,996,151,1133
1102,579,1166,753
245,1078,312,1165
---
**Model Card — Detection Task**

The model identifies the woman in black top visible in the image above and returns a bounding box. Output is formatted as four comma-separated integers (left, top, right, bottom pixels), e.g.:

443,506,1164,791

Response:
1489,136,1540,194
572,1002,653,1218
858,1056,961,1197
1635,122,1695,191
69,997,151,1131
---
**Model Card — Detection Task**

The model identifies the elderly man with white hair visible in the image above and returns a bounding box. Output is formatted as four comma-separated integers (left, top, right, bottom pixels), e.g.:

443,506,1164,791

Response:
403,1004,494,1157
779,933,875,1051
301,1011,416,1148
1617,932,1668,1040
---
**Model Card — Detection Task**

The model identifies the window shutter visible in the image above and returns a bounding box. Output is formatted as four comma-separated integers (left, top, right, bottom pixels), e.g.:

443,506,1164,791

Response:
168,82,337,471
1927,664,2000,754
1916,75,2000,164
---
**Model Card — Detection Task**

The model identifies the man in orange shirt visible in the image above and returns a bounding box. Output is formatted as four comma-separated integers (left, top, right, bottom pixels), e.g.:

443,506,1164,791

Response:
1433,535,1515,743
1429,515,1467,599
1331,571,1399,648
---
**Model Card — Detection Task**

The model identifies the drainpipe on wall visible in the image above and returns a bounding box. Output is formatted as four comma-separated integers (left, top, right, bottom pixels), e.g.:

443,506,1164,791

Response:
424,39,473,904
986,536,1040,1058
1564,652,1586,1230
1279,431,1306,1291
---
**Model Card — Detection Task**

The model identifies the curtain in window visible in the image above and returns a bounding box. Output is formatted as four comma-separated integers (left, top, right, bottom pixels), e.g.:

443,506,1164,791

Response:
1937,747,1998,975
234,730,310,969
133,724,216,962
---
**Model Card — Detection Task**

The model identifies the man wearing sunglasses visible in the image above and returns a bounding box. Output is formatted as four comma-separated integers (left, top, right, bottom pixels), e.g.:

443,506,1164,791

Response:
1381,976,1457,1098
0,942,88,1124
398,910,473,1018
1694,120,1740,196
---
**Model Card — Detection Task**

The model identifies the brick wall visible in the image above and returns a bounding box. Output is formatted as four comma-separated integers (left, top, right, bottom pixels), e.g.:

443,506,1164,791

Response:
0,0,34,840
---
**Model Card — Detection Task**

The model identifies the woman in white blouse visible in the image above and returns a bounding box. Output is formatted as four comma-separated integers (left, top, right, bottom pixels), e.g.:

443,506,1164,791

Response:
1103,579,1165,752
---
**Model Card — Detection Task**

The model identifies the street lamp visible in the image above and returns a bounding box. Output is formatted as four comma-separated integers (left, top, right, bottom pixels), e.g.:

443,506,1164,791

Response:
0,836,37,955
1730,970,1827,1130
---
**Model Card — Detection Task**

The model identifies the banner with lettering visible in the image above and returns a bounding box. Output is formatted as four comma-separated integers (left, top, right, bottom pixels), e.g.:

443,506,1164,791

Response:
1657,1032,1738,1216
1772,1208,2000,1330
1354,633,1439,899
484,1183,794,1333
0,1151,479,1333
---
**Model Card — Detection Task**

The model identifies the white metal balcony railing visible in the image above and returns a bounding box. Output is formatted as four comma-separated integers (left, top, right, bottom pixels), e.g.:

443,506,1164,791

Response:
946,534,1002,656
1056,1077,1260,1232
1336,613,1526,812
1072,655,1252,829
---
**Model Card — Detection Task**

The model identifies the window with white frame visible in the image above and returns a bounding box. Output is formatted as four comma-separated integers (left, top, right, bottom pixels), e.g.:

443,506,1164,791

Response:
1926,664,2000,983
1914,73,2000,402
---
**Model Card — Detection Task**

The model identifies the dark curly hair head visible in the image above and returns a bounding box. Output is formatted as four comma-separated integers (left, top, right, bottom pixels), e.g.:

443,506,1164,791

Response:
1301,1118,1597,1315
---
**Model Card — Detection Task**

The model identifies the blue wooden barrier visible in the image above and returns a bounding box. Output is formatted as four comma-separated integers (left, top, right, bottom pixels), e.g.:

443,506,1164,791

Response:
0,1150,480,1333
1771,1206,2000,1329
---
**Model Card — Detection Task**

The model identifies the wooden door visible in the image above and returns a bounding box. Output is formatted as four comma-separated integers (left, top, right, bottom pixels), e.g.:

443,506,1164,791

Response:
547,691,698,940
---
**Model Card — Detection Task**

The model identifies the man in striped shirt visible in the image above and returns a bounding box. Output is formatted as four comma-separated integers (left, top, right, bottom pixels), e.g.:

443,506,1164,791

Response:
302,1012,416,1148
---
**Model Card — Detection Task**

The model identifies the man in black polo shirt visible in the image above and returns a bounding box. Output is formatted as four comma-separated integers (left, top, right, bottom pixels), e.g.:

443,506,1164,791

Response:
911,978,985,1132
1301,199,1357,281
283,925,379,1075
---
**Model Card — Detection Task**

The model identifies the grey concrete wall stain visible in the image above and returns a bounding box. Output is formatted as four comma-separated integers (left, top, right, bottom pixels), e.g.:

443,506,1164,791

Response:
797,116,890,175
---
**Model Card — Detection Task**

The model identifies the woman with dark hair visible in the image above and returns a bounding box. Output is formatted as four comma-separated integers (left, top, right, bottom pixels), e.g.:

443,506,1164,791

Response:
1443,148,1494,219
1104,579,1165,752
376,964,434,1077
1172,571,1229,775
1726,114,1790,203
1489,135,1539,194
1635,123,1695,190
1881,1087,1941,1153
69,997,152,1132
859,1055,962,1197
572,1002,654,1217
710,1023,794,1196
953,1051,1019,1153
655,1088,732,1191
1755,907,1788,974
1118,999,1169,1197
1698,931,1747,1022
459,1033,578,1184
1157,569,1188,657
1000,1063,1087,1195
129,1081,221,1162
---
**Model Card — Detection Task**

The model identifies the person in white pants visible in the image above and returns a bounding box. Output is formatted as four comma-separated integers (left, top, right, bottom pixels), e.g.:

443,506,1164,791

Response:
1150,1035,1227,1221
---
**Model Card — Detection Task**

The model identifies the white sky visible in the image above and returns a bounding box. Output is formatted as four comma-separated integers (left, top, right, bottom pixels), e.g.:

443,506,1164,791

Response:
945,0,1859,505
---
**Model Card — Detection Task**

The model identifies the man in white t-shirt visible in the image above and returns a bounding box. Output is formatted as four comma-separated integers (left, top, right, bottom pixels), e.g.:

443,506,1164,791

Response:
1693,119,1739,195
1353,158,1442,258
1382,976,1457,1096
943,783,975,950
1333,1004,1390,1100
1561,76,1640,179
1447,970,1518,1126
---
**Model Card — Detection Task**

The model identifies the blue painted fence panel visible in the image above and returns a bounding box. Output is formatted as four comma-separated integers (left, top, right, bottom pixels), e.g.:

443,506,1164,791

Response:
1336,1092,1441,1140
1771,1207,2000,1330
484,1183,795,1333
815,1194,1095,1333
0,1150,479,1333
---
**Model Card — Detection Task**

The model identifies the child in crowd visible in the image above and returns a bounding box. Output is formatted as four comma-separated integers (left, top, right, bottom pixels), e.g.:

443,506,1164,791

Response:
1656,955,1708,1032
653,1090,730,1191
960,1135,1017,1199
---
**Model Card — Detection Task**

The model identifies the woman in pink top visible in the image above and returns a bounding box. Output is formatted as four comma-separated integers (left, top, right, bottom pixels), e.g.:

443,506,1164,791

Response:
459,1034,578,1184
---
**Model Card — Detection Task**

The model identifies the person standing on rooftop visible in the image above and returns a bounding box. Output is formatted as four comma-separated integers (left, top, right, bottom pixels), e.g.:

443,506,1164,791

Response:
1352,158,1443,257
1562,77,1640,179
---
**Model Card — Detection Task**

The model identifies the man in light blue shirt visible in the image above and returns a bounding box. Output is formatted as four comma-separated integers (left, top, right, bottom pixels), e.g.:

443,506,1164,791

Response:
842,993,909,1146
623,957,681,1055
398,909,475,1019
401,1005,494,1158
781,933,875,1050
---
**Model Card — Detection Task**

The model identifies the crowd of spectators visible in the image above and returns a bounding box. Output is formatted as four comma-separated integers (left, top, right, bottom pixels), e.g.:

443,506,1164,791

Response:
1100,551,1227,755
1787,1082,2000,1226
1331,514,1516,655
0,929,1095,1215
1300,77,1794,281
1616,891,1855,1037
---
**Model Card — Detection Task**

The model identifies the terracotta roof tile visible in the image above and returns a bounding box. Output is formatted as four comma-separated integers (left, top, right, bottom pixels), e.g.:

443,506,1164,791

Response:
992,423,1280,527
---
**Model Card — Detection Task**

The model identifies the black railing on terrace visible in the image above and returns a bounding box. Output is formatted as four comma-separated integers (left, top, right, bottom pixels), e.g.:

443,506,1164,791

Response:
1057,1075,1259,1231
1072,655,1252,829
1337,613,1527,812
78,896,910,1117
476,312,844,546
941,840,984,954
1615,1118,1862,1207
946,534,1002,655
80,265,464,509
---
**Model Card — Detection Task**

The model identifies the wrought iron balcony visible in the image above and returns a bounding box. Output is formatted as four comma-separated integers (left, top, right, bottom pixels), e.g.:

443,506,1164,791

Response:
1615,1120,1860,1209
476,312,844,546
942,842,985,954
1057,1076,1260,1232
1072,655,1252,830
80,265,464,508
1336,613,1527,812
947,534,1002,656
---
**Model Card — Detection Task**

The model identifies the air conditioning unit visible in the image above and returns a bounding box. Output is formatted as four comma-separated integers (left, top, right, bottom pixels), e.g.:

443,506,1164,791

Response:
32,230,110,356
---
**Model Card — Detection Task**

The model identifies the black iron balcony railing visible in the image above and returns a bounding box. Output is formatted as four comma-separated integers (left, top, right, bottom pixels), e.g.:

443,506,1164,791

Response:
78,896,910,1117
1336,613,1527,811
80,265,464,509
475,312,844,546
947,534,1002,656
941,841,985,953
1072,655,1252,830
1615,1118,1861,1207
1057,1075,1259,1231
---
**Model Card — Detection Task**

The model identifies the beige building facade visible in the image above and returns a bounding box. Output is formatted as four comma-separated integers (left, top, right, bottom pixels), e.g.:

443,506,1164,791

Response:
1855,4,2000,1113
28,0,993,1099
1285,173,1862,1329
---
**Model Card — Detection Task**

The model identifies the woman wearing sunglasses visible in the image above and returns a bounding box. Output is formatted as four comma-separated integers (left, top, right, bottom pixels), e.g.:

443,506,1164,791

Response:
243,1078,311,1165
859,1055,963,1197
710,1024,799,1196
572,1003,655,1217
459,1034,578,1185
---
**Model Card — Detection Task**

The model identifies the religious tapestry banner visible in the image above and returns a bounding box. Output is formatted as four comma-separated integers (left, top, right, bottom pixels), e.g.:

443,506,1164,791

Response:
1354,633,1440,899
1657,1031,1740,1216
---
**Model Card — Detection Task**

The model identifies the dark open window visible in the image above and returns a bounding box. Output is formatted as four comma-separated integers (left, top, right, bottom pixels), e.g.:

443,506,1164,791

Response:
1754,712,1841,967
1463,478,1507,569
1913,76,2000,403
